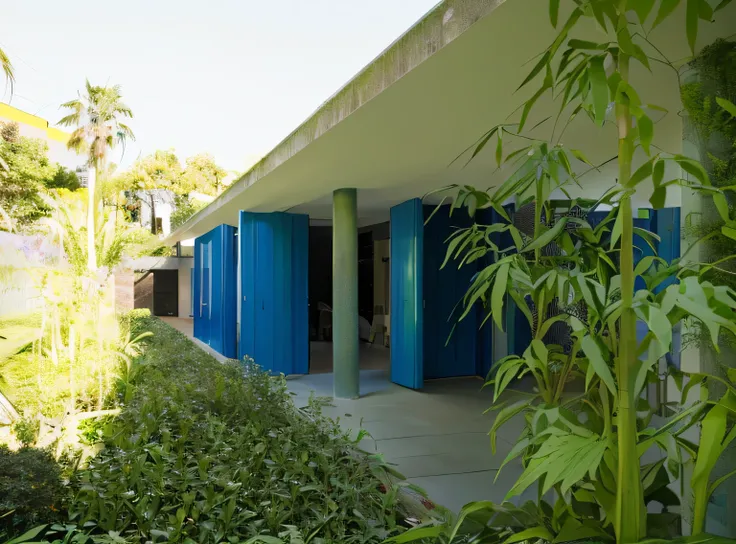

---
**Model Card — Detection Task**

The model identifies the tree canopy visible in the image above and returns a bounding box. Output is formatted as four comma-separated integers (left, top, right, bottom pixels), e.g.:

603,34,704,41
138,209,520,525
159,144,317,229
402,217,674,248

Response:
0,123,57,227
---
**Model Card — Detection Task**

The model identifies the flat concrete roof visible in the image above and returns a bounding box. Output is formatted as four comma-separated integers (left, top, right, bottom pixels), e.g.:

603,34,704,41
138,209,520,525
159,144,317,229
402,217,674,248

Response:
166,0,736,243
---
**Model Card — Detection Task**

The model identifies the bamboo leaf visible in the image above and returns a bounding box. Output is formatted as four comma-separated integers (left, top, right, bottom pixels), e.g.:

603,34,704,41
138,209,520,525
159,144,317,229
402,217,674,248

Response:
632,0,657,23
653,159,665,186
653,0,681,27
629,158,656,187
519,51,551,91
571,148,595,166
567,39,608,50
550,0,560,26
698,0,713,19
716,97,736,117
492,263,510,330
496,438,530,481
489,400,530,454
589,56,609,126
715,0,733,11
723,225,736,241
638,114,654,155
582,335,617,396
503,527,555,544
676,156,710,184
448,502,498,542
496,128,504,167
610,207,624,249
650,187,667,208
709,468,736,497
522,218,568,253
686,0,699,53
692,404,728,491
519,80,551,132
713,193,730,222
387,525,444,542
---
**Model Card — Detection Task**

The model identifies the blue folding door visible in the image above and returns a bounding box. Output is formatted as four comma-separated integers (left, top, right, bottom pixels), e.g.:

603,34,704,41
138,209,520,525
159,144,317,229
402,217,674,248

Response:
423,205,478,379
193,225,237,358
390,199,424,389
239,211,309,375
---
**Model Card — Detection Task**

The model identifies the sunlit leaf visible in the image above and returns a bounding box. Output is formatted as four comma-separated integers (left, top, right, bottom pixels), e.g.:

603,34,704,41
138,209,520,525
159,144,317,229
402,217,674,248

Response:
638,114,654,155
582,335,617,395
716,97,736,117
589,56,609,126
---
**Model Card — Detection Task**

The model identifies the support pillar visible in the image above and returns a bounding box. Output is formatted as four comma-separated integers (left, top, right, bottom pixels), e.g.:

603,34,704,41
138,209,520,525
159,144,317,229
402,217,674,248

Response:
332,188,359,398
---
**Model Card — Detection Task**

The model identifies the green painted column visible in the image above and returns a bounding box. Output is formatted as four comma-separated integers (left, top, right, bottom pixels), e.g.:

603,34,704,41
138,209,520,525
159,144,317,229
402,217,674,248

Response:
333,188,359,398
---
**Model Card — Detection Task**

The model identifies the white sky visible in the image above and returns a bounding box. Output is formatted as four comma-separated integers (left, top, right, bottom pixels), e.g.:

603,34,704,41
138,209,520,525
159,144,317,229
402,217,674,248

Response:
1,0,439,173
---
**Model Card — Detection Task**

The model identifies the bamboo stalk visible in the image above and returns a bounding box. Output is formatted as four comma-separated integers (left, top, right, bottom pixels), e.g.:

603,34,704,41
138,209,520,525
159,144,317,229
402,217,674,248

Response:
613,51,646,543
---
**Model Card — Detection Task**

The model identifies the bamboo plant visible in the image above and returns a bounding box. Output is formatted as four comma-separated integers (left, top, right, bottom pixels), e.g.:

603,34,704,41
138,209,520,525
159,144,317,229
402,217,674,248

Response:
391,0,736,542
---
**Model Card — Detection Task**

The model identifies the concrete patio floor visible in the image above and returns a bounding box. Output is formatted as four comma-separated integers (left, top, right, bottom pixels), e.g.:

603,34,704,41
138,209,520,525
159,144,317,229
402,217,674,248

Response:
160,316,527,512
287,371,529,512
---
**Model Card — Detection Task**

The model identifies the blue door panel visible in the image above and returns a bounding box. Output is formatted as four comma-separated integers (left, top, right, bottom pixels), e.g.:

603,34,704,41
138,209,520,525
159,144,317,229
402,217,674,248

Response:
390,199,424,389
193,225,237,358
239,211,309,375
653,208,681,293
423,205,477,379
291,214,310,375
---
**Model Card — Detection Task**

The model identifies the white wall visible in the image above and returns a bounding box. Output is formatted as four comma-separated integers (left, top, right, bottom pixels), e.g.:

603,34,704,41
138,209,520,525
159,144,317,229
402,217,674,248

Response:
178,265,192,318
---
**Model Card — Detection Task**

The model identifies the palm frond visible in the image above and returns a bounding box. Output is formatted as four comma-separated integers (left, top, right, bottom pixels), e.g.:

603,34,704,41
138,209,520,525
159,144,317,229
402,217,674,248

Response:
58,113,83,129
0,46,14,93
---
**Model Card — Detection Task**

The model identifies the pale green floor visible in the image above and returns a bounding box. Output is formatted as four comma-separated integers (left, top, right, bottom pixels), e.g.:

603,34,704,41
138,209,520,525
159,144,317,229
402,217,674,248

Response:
287,370,532,512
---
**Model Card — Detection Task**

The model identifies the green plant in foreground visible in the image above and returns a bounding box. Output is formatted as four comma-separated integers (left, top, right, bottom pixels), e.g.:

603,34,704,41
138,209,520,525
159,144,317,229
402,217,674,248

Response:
5,311,426,543
395,0,736,543
0,446,64,536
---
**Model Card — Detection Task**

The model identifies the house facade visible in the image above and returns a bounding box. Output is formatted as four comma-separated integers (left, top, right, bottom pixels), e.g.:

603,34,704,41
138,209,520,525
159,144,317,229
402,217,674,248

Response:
162,0,734,402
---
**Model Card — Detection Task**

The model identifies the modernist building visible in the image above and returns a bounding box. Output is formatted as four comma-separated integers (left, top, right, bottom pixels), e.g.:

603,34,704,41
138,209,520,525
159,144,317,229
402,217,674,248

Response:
164,0,734,402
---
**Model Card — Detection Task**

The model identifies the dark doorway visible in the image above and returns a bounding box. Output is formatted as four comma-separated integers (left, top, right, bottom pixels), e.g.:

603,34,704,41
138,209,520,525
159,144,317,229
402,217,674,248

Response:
153,269,178,316
308,226,333,341
357,231,374,325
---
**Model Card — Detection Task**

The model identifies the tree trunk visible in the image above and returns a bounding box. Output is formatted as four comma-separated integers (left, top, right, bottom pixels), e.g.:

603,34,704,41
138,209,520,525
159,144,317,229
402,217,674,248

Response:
150,193,157,235
87,166,97,271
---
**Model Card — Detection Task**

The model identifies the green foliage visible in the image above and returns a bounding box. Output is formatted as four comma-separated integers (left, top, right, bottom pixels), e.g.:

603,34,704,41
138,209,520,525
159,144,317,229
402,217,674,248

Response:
403,2,736,543
45,166,81,192
13,416,40,447
38,311,414,543
0,446,64,537
0,128,57,227
681,40,736,305
182,153,228,196
171,194,207,230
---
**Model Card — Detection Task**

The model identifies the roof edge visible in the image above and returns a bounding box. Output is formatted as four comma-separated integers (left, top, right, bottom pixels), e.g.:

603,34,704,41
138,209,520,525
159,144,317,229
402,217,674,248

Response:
166,0,505,243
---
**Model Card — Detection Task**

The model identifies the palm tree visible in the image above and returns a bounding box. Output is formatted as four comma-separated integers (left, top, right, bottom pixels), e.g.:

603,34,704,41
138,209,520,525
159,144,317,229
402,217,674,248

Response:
58,81,134,271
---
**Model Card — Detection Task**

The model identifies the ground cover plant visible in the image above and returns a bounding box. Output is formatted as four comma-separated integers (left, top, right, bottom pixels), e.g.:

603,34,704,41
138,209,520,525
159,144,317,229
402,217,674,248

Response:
2,310,426,544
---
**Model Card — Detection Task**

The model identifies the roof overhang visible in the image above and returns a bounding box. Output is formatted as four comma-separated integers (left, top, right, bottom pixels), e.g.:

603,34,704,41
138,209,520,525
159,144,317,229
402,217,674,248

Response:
166,0,736,243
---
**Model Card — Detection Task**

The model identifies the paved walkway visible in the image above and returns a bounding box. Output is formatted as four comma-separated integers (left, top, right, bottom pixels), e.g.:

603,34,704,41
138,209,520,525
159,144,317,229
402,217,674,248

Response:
287,372,529,512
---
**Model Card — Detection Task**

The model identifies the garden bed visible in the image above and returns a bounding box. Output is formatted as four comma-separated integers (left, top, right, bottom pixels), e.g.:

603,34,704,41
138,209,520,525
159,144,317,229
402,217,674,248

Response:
2,310,430,543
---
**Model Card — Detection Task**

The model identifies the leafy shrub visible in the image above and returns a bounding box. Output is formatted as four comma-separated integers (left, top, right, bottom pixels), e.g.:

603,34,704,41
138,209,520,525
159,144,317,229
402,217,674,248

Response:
13,416,39,447
0,446,64,537
60,312,414,543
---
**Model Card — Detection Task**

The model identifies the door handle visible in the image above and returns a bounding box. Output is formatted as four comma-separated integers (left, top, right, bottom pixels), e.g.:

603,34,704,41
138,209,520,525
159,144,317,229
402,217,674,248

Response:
201,302,208,306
